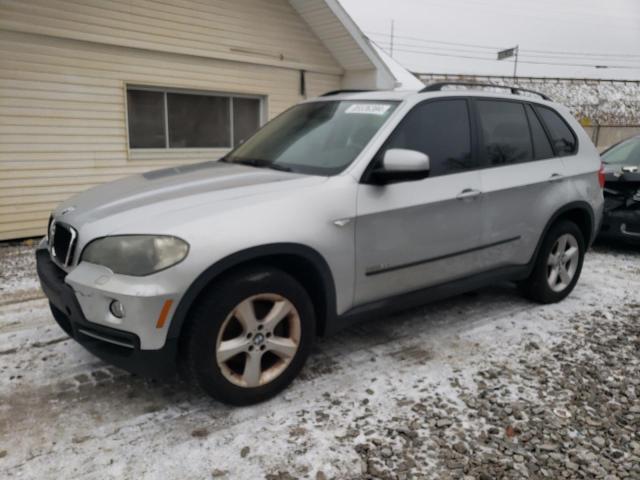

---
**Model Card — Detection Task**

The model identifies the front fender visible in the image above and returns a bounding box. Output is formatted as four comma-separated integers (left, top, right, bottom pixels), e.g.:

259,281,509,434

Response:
166,243,338,341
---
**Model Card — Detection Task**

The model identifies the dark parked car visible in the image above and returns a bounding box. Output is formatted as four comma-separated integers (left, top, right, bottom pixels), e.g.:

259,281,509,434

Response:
599,135,640,244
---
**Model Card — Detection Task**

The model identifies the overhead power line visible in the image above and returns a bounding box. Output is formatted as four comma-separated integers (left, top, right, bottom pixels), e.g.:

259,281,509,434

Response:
520,47,640,59
374,43,640,70
374,39,640,64
366,31,640,60
366,31,500,51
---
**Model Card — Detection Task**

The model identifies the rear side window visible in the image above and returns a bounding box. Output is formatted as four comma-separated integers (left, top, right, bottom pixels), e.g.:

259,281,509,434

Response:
525,104,554,160
534,105,577,156
476,100,533,166
381,99,475,177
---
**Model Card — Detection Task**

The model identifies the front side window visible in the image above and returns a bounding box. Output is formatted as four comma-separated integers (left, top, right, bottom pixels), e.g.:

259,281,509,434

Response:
378,99,474,177
477,100,533,166
224,101,398,175
534,105,577,156
127,87,261,149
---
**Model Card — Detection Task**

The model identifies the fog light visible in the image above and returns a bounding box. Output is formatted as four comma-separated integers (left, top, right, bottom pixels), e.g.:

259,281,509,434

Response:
109,300,125,318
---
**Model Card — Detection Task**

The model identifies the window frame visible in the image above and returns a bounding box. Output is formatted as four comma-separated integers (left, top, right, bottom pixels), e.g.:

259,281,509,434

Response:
472,97,536,168
125,84,265,152
531,104,579,158
361,96,479,183
360,96,581,183
523,103,554,161
470,97,581,170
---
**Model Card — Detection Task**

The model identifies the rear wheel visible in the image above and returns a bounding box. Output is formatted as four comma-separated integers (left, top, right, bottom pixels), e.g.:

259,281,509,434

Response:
181,267,315,405
521,220,585,303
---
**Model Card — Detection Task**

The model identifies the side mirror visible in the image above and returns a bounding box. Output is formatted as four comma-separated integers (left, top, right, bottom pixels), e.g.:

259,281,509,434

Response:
369,149,430,185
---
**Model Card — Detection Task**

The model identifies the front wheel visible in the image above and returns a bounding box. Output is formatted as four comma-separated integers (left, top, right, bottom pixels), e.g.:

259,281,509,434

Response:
521,220,585,304
181,267,315,405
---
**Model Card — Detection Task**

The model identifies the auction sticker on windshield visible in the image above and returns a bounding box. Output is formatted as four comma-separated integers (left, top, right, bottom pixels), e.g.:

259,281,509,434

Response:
345,104,392,115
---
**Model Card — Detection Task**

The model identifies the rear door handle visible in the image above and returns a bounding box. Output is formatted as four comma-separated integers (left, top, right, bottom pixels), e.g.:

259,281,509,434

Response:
456,188,482,200
548,173,565,183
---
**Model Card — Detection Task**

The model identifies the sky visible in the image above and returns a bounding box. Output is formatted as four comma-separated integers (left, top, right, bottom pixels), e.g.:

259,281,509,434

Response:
339,0,640,80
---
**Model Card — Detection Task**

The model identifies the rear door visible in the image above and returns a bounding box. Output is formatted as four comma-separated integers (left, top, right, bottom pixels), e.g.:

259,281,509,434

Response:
354,98,485,306
476,99,571,269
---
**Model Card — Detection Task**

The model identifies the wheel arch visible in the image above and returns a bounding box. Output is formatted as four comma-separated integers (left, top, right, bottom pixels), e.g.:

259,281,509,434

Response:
167,243,338,343
530,201,595,266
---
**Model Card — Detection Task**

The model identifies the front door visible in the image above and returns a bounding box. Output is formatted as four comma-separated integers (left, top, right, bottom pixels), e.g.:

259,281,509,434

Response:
354,98,485,306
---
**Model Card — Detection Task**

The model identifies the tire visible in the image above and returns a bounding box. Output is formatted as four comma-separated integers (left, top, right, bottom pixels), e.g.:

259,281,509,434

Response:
521,220,585,304
181,266,315,406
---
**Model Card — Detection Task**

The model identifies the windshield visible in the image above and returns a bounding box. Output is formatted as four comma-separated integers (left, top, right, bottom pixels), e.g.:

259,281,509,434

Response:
602,136,640,166
224,100,398,175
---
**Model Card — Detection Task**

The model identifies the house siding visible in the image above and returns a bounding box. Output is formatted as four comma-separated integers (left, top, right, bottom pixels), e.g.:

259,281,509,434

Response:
0,0,342,240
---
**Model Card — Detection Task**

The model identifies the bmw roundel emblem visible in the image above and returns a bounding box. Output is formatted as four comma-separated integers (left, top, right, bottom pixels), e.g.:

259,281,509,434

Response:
60,206,76,216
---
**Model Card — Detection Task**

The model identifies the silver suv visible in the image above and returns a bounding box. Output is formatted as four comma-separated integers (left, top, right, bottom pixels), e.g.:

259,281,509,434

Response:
37,83,604,405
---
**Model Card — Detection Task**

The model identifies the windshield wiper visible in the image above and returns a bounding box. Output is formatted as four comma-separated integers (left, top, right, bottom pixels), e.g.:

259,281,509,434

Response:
228,158,292,172
264,163,292,172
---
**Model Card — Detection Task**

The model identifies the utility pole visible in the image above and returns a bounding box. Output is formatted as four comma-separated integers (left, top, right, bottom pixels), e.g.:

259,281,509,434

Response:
389,19,395,58
513,45,519,79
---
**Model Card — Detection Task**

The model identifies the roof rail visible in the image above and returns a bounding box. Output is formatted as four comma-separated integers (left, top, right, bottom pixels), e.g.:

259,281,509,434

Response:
320,89,370,97
420,82,551,101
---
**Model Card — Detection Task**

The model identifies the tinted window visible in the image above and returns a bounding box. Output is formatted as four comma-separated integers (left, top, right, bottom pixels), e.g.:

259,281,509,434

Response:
477,100,533,166
168,93,230,148
535,105,577,156
525,104,554,160
127,90,166,148
382,99,474,176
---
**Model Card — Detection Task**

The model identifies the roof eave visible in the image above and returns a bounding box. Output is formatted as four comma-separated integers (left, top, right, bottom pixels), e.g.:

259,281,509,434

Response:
289,0,422,91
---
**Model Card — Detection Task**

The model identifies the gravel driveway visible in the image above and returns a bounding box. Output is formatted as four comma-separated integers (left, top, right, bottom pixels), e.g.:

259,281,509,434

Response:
0,242,638,479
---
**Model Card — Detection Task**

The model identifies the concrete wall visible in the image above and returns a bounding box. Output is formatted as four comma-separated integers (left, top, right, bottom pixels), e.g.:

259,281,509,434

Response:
583,126,640,151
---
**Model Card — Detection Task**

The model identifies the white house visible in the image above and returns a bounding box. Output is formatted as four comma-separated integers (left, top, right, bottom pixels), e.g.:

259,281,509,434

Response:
0,0,421,240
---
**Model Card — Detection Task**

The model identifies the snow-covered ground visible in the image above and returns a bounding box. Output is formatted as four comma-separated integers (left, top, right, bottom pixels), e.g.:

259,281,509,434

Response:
0,243,638,479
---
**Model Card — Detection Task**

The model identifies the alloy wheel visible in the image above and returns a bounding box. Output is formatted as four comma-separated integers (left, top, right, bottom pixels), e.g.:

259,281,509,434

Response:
546,233,579,292
215,293,301,388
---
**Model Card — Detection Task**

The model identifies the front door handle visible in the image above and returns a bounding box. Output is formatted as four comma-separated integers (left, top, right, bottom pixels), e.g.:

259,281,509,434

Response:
548,173,565,183
456,188,482,200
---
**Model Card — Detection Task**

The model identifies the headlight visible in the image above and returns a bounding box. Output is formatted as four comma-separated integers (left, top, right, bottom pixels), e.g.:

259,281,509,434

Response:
81,235,189,276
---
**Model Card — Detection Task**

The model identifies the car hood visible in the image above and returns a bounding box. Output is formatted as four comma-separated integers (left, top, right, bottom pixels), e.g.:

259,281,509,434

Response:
603,163,640,175
53,161,315,227
604,168,640,184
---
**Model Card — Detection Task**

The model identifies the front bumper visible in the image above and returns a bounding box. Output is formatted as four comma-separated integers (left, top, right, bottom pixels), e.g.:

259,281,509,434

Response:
36,248,178,378
598,209,640,244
